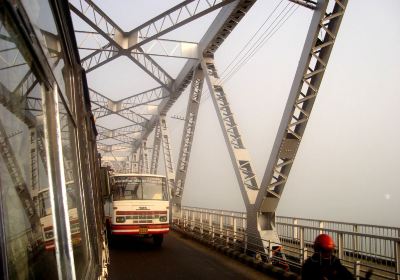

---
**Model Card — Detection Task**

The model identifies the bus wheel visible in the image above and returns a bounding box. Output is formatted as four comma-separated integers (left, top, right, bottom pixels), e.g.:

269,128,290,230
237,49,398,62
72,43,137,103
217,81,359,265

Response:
153,235,163,247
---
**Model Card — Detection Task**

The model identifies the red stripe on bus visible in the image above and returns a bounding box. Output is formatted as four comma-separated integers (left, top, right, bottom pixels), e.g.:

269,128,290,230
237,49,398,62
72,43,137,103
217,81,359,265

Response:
115,211,167,215
111,229,169,235
111,224,169,230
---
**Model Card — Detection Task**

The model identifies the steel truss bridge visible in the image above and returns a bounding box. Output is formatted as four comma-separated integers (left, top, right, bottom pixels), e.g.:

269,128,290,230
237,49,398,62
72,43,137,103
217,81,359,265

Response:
67,0,399,279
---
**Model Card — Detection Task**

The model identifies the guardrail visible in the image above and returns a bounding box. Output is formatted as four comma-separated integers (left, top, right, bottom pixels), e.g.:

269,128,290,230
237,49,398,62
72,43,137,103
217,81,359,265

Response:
173,206,400,280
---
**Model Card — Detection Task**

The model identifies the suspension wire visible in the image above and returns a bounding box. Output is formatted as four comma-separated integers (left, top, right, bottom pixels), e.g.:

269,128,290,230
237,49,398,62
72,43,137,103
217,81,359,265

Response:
196,2,298,106
221,4,299,85
219,0,285,77
169,1,299,133
220,1,292,81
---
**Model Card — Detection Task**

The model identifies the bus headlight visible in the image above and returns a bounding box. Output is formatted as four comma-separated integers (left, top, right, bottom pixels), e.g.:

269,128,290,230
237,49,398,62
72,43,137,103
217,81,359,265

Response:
45,231,54,239
116,217,126,223
159,216,167,222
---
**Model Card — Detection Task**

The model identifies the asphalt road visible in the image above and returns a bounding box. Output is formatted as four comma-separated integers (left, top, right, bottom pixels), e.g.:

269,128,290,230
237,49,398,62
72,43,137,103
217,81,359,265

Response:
108,231,274,280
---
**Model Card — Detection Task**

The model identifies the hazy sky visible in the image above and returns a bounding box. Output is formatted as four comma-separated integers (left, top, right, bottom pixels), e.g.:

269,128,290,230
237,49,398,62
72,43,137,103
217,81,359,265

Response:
73,0,400,227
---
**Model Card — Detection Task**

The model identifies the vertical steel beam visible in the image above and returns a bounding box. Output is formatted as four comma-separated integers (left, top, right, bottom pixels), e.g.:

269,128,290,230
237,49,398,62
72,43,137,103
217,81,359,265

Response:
131,151,139,173
150,122,161,174
138,141,145,173
173,65,204,209
159,115,176,196
255,0,349,242
142,139,149,174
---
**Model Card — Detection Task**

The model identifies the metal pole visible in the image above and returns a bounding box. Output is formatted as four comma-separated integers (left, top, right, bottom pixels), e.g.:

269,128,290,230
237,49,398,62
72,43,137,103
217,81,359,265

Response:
395,240,400,280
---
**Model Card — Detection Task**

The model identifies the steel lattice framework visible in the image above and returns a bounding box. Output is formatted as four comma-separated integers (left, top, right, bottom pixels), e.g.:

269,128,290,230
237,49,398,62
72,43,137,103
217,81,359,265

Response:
70,0,348,246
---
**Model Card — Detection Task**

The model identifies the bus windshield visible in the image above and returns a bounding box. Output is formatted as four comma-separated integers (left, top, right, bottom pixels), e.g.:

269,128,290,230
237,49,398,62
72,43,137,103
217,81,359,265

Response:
112,176,167,201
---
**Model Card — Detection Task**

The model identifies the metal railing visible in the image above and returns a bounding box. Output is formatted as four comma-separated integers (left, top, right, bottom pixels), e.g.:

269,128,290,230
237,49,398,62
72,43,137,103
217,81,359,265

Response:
173,206,400,280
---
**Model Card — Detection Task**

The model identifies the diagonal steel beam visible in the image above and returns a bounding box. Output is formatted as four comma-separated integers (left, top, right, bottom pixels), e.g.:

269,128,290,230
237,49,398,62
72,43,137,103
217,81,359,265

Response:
118,86,168,110
126,0,237,50
159,116,176,196
96,125,143,142
96,129,136,145
89,88,148,125
173,65,204,205
69,1,123,47
131,0,256,152
254,0,349,244
202,58,259,206
97,124,144,138
127,49,173,88
80,43,119,73
70,0,174,87
150,122,162,174
132,39,199,60
13,70,39,98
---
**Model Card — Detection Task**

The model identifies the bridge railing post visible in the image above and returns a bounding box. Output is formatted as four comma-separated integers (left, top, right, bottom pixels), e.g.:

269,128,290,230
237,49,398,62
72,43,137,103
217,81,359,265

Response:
293,218,298,239
219,214,223,240
319,221,324,234
353,224,358,253
209,213,214,240
186,210,189,229
184,209,188,229
353,261,361,280
299,227,305,264
191,210,194,230
200,211,203,234
180,208,183,227
233,217,237,243
268,240,273,262
302,247,308,265
338,233,344,260
190,210,192,229
395,240,400,280
244,234,248,254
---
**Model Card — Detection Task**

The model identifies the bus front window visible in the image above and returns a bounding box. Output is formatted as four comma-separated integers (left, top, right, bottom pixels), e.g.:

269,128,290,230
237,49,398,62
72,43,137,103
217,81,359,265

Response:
112,176,167,201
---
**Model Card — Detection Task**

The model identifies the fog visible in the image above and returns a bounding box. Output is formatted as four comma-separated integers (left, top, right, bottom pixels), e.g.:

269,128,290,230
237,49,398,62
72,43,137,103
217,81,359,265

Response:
75,0,400,227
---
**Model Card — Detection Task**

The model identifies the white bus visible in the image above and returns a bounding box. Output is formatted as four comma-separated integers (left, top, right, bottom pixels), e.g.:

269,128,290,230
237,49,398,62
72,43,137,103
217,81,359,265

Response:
37,182,81,251
104,173,170,246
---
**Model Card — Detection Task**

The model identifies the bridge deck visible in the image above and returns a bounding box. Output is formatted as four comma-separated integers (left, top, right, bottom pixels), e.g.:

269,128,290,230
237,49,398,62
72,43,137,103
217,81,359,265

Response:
108,231,275,280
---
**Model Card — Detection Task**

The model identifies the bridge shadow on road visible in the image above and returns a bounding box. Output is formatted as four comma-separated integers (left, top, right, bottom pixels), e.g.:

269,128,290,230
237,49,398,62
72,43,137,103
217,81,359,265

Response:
107,231,275,280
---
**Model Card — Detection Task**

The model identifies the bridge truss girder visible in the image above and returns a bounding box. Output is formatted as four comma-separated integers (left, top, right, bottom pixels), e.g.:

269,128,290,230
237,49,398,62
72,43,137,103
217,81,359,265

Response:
255,0,349,243
70,0,349,250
